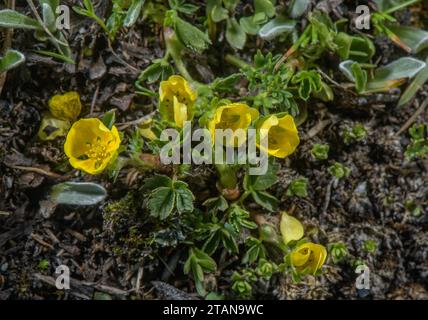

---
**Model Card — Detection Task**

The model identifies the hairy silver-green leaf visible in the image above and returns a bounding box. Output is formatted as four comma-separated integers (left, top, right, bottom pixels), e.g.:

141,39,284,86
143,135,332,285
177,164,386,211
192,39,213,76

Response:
124,0,145,27
399,56,428,106
372,57,425,82
0,50,25,73
388,25,428,53
42,3,56,32
51,182,107,206
0,9,41,30
289,0,310,18
258,16,295,40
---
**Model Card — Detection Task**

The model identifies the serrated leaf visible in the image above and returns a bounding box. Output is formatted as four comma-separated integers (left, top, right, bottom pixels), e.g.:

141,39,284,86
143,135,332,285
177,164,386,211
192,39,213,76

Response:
251,190,278,211
0,9,41,30
258,16,295,40
227,17,247,50
175,185,194,213
174,16,211,52
280,212,304,244
0,50,25,73
51,182,107,206
147,187,175,219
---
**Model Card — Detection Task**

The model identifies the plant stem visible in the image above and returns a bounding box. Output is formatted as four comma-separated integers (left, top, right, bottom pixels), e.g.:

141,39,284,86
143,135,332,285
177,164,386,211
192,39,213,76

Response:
225,54,250,69
385,0,419,14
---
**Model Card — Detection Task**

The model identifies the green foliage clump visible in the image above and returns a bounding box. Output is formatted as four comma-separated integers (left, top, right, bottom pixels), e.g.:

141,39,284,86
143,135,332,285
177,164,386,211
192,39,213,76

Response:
286,178,309,198
311,144,329,160
405,124,428,160
328,162,351,179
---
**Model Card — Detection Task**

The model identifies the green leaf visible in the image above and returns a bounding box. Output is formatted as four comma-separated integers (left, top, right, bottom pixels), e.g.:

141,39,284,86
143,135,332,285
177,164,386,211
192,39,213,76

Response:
227,17,247,50
352,62,368,93
288,0,310,18
174,182,194,213
258,16,295,40
245,160,279,191
388,25,428,54
286,178,308,197
0,9,41,30
51,182,107,206
254,0,275,18
102,110,116,130
0,50,25,73
147,187,175,219
143,174,172,190
335,32,375,62
374,0,419,13
367,57,425,92
174,15,211,52
124,0,145,27
211,4,229,22
42,3,56,32
374,57,425,81
339,60,368,93
399,57,428,106
240,16,262,35
193,248,216,271
251,191,278,211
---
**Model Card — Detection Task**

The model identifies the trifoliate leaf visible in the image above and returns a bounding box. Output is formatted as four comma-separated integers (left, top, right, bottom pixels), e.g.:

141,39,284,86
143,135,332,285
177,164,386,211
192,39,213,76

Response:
147,187,175,219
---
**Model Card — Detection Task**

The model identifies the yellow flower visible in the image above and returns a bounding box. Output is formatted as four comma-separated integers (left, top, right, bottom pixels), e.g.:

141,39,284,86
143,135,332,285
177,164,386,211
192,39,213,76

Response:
280,212,304,244
159,75,197,127
290,242,327,275
49,91,82,121
256,114,300,158
139,118,157,141
208,103,259,147
64,118,121,175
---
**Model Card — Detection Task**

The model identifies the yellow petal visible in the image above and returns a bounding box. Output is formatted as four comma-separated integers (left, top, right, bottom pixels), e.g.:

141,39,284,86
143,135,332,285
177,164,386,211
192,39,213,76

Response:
64,118,121,175
49,91,82,121
38,113,71,141
280,212,304,244
173,96,188,128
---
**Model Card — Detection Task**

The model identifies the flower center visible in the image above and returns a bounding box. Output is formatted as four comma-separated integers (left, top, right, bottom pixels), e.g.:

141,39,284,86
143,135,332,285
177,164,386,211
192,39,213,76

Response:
86,137,110,168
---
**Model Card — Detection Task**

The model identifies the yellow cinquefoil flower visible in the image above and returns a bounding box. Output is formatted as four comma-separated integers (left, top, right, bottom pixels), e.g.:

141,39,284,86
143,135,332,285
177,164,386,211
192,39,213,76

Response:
49,91,82,121
256,114,299,158
290,243,327,275
159,75,197,127
208,103,259,147
64,118,121,175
